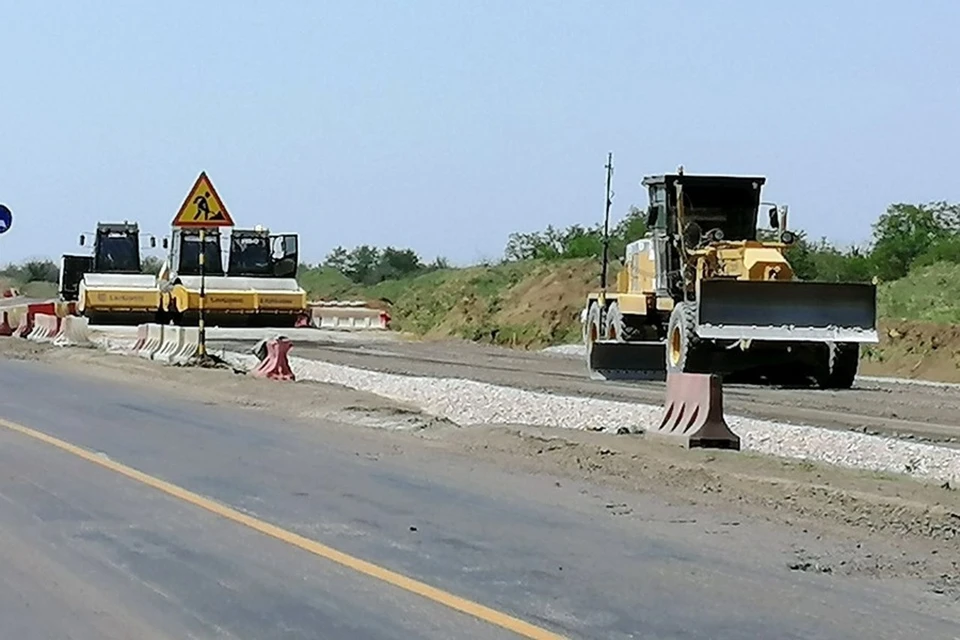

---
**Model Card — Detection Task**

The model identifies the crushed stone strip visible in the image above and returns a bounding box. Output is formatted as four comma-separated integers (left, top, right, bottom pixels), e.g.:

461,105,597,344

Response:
218,350,960,485
90,334,960,485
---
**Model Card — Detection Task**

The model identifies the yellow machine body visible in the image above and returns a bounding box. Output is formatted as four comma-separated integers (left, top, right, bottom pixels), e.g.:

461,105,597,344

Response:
583,171,878,388
157,227,307,327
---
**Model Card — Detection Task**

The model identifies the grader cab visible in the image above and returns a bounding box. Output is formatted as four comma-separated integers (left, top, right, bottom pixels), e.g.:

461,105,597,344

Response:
583,170,878,388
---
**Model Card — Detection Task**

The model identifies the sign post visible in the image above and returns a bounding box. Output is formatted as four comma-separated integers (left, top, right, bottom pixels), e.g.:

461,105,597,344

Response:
171,172,235,361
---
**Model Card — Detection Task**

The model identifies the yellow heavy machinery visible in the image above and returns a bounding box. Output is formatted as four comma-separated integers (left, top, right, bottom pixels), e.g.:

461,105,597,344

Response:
584,169,878,388
157,226,307,327
60,222,162,324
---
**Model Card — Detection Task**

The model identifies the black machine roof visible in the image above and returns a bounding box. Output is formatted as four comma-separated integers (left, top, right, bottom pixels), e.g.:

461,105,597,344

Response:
641,173,767,188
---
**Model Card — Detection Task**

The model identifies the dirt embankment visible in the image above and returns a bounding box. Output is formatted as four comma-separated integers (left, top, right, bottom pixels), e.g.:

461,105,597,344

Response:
306,259,960,383
861,320,960,383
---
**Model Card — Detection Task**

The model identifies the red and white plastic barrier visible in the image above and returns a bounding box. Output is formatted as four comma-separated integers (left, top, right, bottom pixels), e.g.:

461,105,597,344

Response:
250,337,296,381
0,311,13,337
14,312,32,338
13,302,56,338
27,313,61,343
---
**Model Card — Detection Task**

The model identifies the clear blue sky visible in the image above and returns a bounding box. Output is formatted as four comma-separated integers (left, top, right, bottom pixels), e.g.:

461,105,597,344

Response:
2,1,958,267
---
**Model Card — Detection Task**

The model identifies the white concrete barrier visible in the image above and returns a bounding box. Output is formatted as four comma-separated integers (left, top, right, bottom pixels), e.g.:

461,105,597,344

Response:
313,307,389,330
153,326,184,362
171,327,199,364
138,324,164,360
311,300,369,308
53,316,93,347
128,324,149,355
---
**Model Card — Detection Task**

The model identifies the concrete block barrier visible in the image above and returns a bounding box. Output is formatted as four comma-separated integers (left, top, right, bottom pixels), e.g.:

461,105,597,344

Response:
152,326,184,362
171,327,200,365
250,337,296,381
137,324,164,360
128,324,148,354
313,307,389,330
311,300,369,308
649,372,741,450
53,316,93,347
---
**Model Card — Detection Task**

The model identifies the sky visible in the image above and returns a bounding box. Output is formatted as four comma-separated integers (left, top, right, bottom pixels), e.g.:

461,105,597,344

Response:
1,0,958,267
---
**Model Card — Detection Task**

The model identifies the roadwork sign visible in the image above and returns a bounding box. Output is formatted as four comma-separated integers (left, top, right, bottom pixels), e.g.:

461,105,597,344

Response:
172,172,234,228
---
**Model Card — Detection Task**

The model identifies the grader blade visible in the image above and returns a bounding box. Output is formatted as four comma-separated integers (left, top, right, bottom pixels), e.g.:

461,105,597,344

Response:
696,279,878,343
587,340,667,381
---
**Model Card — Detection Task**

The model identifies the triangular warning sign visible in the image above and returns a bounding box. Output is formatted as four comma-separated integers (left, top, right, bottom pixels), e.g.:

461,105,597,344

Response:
171,172,235,228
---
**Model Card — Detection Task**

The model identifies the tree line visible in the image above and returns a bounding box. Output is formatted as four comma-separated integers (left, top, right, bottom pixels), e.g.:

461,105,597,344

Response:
321,245,450,285
4,200,958,288
0,256,167,285
503,201,960,283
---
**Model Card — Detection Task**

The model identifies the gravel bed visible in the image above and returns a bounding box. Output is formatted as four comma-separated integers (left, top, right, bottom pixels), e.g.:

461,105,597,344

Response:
90,334,960,485
540,344,585,359
218,350,960,485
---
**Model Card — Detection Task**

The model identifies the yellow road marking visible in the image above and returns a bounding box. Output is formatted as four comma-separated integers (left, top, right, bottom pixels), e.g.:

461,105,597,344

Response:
0,417,565,640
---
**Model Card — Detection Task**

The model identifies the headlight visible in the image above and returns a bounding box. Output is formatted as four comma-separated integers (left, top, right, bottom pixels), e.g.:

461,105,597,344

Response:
780,230,796,245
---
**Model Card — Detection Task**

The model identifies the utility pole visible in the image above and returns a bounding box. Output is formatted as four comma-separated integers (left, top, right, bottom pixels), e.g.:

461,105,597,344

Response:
600,152,614,295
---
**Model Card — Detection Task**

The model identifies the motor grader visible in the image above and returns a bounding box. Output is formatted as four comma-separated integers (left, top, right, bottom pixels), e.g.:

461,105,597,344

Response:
583,170,878,389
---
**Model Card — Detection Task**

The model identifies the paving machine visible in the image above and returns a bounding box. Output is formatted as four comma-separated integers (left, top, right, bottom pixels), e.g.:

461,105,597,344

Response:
583,169,878,388
158,226,306,327
60,222,161,324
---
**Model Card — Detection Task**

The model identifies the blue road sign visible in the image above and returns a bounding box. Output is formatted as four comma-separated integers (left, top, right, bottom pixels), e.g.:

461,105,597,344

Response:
0,205,11,235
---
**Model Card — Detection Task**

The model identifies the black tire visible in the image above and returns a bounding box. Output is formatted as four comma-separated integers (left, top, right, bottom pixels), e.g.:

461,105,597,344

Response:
665,301,701,373
583,302,601,347
604,301,659,342
816,342,859,389
584,302,603,373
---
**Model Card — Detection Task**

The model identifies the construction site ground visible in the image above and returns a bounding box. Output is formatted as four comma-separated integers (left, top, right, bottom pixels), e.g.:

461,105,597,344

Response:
1,334,958,636
182,328,960,447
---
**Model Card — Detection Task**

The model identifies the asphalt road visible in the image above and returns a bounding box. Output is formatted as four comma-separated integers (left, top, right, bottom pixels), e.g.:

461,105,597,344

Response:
0,358,957,639
205,333,960,443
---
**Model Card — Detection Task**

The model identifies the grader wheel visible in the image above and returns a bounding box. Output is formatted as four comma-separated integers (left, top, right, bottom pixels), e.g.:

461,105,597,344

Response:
666,301,702,373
